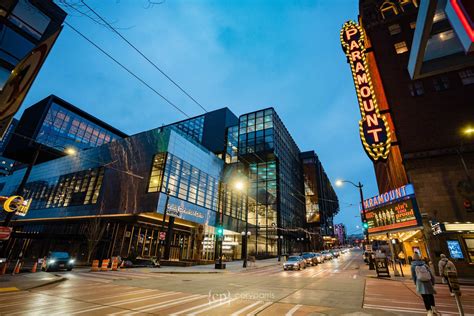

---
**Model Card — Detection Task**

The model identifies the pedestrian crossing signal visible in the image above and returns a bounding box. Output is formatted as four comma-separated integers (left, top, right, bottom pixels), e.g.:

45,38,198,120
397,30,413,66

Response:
362,222,369,230
216,227,224,236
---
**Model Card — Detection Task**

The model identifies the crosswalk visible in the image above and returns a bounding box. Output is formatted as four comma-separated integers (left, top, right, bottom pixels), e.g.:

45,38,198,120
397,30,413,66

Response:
0,282,327,315
58,269,168,283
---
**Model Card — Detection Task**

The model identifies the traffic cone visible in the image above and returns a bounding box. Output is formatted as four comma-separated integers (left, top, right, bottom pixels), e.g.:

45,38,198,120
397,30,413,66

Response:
91,260,99,272
31,262,37,273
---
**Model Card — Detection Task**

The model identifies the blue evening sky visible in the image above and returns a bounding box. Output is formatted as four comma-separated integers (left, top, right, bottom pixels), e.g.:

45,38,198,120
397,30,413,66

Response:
20,0,378,236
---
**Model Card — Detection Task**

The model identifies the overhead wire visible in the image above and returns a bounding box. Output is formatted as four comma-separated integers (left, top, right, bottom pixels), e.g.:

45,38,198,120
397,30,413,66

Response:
63,21,190,118
81,0,208,112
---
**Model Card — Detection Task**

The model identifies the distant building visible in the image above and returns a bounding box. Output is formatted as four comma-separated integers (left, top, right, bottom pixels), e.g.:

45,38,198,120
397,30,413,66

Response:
300,151,339,250
334,223,346,245
3,95,128,164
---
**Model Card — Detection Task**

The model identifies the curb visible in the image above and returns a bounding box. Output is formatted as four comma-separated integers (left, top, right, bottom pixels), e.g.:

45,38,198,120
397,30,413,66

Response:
24,276,67,291
153,271,225,274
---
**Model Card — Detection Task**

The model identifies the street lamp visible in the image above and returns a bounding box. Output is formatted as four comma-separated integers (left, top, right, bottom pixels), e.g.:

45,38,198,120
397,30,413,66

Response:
233,179,249,268
335,180,368,244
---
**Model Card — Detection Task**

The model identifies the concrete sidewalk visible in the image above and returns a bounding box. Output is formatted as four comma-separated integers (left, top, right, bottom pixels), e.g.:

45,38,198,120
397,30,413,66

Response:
151,257,281,274
0,272,65,292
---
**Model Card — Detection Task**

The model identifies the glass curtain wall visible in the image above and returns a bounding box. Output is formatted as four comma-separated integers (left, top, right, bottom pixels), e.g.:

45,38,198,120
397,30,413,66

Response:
23,167,104,209
36,103,121,150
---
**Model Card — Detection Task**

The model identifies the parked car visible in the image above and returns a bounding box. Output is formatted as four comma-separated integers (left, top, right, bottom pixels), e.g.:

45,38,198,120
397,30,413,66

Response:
42,252,75,271
301,253,318,266
321,250,333,260
313,252,324,263
283,256,306,270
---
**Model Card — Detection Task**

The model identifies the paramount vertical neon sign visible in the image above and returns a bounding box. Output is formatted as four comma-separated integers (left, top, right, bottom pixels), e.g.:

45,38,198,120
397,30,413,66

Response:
340,21,391,161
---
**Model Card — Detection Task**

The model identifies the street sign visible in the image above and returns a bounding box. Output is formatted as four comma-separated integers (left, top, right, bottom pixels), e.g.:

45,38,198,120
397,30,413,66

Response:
375,257,390,277
159,232,166,240
0,226,12,241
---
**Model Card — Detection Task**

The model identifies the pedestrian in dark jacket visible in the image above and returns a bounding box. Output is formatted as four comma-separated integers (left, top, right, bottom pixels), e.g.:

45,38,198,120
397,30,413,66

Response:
411,253,439,315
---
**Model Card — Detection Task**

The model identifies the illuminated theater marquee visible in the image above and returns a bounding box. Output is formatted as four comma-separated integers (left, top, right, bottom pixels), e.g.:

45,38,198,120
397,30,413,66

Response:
340,21,391,161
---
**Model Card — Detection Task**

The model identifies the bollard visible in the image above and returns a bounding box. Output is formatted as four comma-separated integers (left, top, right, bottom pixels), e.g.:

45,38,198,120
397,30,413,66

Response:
13,261,21,274
31,262,37,273
101,259,110,271
0,262,7,275
91,260,100,272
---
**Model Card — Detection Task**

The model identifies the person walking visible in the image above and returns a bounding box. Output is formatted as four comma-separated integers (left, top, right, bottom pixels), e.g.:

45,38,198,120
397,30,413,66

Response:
438,254,457,296
411,253,439,315
398,251,406,265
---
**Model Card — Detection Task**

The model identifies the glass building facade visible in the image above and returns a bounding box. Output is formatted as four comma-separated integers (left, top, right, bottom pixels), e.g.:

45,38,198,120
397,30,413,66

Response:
0,105,338,264
3,95,127,165
36,101,122,150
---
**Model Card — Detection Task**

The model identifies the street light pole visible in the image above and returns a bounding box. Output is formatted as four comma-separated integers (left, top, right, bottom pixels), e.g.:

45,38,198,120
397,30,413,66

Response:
357,182,369,244
157,189,170,266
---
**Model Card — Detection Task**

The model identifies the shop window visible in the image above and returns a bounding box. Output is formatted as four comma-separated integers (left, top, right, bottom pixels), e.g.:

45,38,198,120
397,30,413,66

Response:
388,24,401,35
394,41,408,54
464,239,474,262
409,81,424,96
433,76,450,91
459,69,474,86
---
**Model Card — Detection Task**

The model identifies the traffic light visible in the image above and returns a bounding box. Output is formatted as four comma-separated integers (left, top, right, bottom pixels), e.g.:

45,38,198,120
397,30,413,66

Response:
216,226,224,237
362,222,369,230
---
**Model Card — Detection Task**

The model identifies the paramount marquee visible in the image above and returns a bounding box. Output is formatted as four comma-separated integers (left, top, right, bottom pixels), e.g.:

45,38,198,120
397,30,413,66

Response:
340,21,391,162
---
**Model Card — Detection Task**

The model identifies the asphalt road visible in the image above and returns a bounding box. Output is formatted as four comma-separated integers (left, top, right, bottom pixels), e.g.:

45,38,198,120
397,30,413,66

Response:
0,251,396,315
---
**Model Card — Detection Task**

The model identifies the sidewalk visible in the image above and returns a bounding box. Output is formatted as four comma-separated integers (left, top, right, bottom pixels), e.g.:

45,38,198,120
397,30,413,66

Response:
151,257,280,274
0,272,65,292
360,261,474,314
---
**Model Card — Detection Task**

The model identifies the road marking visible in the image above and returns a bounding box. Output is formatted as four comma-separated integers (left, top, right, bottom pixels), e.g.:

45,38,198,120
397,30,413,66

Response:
363,304,426,314
66,291,178,314
87,288,156,301
230,301,263,316
311,269,328,278
169,297,233,315
0,287,19,292
188,298,239,315
112,294,205,315
285,304,302,316
246,302,273,316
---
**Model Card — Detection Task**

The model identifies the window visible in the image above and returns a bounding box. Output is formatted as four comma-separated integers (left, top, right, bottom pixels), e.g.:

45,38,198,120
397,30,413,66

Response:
0,25,35,62
433,76,450,91
464,239,474,262
410,21,416,29
394,41,408,54
459,69,474,85
24,167,104,209
409,81,424,96
433,10,446,23
9,0,51,39
388,24,401,35
148,153,166,192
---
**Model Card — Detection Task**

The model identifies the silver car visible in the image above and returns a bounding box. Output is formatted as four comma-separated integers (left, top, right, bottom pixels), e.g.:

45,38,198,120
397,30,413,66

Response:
283,256,306,270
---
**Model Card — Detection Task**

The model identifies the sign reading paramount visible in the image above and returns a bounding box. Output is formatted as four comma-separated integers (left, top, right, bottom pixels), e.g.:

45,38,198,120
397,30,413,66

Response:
363,184,421,234
340,21,391,161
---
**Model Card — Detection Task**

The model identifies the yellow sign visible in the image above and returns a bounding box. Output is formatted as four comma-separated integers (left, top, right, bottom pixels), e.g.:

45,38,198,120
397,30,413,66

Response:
2,195,31,216
340,21,392,161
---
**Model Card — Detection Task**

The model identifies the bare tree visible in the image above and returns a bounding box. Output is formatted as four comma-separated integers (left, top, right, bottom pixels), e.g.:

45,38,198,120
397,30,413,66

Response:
84,216,106,263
